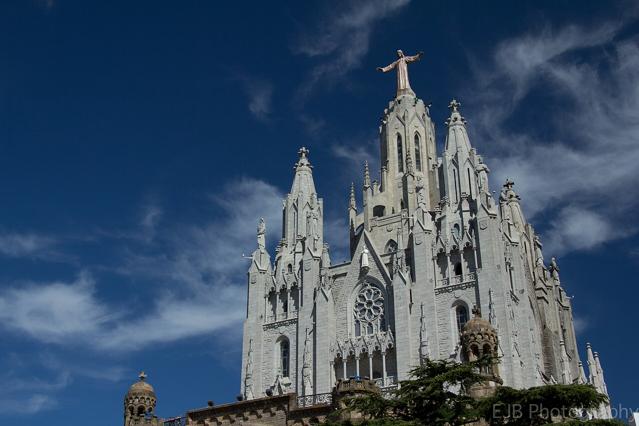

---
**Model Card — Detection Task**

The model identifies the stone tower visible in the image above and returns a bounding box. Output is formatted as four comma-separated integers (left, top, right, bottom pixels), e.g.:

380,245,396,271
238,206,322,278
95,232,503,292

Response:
240,50,611,419
124,372,160,426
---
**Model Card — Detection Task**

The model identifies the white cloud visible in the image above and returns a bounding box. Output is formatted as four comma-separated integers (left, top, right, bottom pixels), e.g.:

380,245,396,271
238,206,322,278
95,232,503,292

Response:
0,272,115,344
0,232,56,258
0,394,57,415
0,178,284,352
293,0,411,101
238,77,274,122
464,21,639,255
572,316,589,335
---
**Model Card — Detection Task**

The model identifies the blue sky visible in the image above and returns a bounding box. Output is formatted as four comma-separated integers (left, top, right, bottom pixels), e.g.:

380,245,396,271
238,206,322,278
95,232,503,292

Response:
0,0,638,424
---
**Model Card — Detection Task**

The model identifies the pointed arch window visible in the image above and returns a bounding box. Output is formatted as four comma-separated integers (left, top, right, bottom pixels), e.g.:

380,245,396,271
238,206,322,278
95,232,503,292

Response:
414,133,422,171
397,134,404,173
280,339,290,377
456,305,469,333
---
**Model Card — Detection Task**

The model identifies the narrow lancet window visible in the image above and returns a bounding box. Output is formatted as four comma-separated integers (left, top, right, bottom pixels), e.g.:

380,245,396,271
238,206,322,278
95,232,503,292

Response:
397,134,404,173
456,305,469,333
414,133,422,171
281,339,290,377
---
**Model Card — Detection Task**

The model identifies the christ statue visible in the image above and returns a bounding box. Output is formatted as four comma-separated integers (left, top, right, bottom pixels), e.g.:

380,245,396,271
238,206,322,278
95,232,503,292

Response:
377,50,423,96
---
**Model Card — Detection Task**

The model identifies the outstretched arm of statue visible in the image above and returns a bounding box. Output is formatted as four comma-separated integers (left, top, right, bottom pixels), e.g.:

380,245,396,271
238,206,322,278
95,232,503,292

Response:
377,61,396,72
405,51,424,62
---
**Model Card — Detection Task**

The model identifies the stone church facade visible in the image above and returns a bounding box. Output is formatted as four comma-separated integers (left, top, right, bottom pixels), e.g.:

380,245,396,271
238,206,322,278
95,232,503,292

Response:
121,51,612,426
239,54,611,417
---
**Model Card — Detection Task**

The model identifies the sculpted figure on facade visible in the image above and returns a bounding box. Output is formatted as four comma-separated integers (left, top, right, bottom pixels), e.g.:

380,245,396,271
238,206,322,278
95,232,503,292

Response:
550,257,560,281
377,49,423,96
244,339,255,400
302,329,313,396
257,218,266,250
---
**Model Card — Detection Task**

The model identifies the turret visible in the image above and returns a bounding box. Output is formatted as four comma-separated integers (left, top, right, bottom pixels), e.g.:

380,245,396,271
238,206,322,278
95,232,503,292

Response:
461,307,502,398
124,372,159,426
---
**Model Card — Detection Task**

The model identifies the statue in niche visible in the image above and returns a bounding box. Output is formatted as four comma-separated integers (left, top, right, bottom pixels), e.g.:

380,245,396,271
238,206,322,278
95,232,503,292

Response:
361,248,370,272
476,158,490,194
244,339,255,400
257,218,266,250
534,235,547,281
302,329,313,396
549,257,560,281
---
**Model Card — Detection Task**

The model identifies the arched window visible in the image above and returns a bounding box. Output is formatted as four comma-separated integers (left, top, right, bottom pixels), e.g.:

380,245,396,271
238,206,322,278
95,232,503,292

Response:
354,283,386,337
287,264,293,274
414,133,422,171
385,240,398,253
456,304,469,333
397,134,404,173
280,339,290,377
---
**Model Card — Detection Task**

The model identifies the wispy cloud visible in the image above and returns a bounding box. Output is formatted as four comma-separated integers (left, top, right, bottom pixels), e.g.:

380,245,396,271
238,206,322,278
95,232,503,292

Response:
237,76,274,122
0,178,284,352
0,232,57,258
331,138,380,181
0,272,115,344
464,21,639,255
293,0,410,102
0,394,57,415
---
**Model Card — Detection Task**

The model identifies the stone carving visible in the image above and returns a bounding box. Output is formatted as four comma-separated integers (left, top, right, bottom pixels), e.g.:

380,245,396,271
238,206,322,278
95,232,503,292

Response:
360,248,370,272
476,158,490,194
550,257,560,281
257,218,266,250
488,288,497,327
419,303,429,361
377,49,423,96
302,328,313,396
355,284,384,324
244,339,255,400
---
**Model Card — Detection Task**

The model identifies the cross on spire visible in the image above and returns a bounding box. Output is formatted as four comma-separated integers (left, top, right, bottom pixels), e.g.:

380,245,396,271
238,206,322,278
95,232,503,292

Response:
448,98,461,112
298,146,309,159
139,371,147,381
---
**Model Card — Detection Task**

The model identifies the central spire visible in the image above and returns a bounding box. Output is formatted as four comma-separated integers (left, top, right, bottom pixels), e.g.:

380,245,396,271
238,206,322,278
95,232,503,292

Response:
377,49,424,97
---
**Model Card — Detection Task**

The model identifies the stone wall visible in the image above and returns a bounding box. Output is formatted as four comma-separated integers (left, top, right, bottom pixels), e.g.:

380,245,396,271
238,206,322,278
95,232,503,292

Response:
186,394,331,426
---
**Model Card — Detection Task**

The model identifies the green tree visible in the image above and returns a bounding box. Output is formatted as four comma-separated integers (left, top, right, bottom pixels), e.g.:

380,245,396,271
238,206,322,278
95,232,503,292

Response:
325,357,620,426
477,384,618,426
329,357,489,426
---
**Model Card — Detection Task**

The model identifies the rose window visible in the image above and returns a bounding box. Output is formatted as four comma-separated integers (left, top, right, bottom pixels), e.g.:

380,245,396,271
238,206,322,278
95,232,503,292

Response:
354,283,386,336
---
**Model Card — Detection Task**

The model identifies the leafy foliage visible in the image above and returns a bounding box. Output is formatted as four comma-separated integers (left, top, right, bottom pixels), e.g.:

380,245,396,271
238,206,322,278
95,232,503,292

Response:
477,384,609,425
336,357,491,425
324,356,613,426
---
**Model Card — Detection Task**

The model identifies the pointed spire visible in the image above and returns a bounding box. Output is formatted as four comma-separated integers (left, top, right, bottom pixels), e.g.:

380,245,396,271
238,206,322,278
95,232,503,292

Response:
349,182,357,210
290,146,317,196
295,146,312,171
586,342,597,385
363,161,371,188
443,98,472,155
578,361,587,384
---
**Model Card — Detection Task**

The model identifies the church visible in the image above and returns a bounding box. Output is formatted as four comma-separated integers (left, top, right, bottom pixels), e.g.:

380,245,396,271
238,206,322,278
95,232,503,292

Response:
123,50,612,426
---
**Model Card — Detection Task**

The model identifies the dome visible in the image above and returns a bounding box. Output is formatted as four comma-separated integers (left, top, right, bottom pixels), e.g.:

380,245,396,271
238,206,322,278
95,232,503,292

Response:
126,372,156,397
462,315,495,336
124,372,157,417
